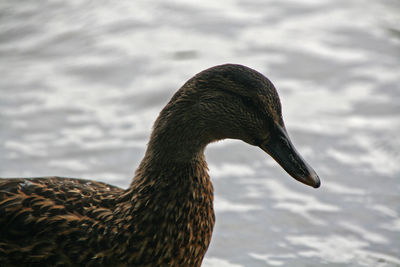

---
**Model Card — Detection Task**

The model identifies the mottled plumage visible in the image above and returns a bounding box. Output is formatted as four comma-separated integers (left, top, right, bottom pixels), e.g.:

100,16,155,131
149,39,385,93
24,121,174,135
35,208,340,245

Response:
0,64,320,266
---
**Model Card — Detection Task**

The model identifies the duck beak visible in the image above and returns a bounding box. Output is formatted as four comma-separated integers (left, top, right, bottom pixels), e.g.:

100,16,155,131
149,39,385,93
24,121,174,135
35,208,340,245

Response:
259,125,321,188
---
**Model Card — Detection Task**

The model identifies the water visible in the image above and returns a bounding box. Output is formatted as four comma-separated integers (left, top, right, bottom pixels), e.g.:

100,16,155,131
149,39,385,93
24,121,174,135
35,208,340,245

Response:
1,0,399,266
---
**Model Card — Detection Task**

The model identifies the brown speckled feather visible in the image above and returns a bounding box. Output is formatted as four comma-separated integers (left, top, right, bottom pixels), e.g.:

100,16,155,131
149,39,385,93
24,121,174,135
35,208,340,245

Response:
0,161,214,267
0,177,122,265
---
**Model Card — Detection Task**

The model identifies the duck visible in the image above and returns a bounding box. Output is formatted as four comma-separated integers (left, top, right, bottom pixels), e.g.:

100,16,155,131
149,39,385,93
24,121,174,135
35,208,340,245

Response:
0,64,320,267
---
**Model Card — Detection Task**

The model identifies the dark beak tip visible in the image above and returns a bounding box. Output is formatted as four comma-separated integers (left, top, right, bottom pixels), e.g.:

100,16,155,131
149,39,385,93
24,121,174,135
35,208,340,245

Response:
313,178,321,188
308,173,321,188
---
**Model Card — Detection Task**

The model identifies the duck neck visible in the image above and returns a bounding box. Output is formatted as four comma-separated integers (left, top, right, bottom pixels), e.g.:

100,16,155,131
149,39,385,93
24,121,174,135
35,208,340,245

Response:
117,111,214,265
112,96,216,265
128,98,214,194
144,104,211,164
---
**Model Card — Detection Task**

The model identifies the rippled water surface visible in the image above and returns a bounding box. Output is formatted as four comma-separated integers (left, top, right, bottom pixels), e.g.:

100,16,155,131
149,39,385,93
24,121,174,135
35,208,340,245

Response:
1,0,399,266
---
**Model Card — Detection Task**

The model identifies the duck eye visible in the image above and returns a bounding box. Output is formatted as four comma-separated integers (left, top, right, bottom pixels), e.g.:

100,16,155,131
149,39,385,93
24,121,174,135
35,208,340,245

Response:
242,97,253,107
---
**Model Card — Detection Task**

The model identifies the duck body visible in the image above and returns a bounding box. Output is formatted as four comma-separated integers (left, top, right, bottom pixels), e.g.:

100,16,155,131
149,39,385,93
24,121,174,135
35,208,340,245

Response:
0,64,320,266
0,161,213,266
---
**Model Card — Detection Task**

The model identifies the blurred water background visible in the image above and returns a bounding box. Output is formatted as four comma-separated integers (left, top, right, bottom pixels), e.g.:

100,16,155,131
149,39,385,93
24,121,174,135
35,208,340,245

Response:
1,0,400,266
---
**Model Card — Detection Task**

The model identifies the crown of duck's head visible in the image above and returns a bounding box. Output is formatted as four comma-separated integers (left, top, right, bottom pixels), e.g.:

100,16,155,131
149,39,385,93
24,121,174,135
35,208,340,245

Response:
153,64,320,188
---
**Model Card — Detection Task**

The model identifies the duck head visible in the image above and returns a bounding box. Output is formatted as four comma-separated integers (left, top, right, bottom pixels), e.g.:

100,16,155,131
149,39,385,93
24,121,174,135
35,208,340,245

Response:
153,64,320,188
